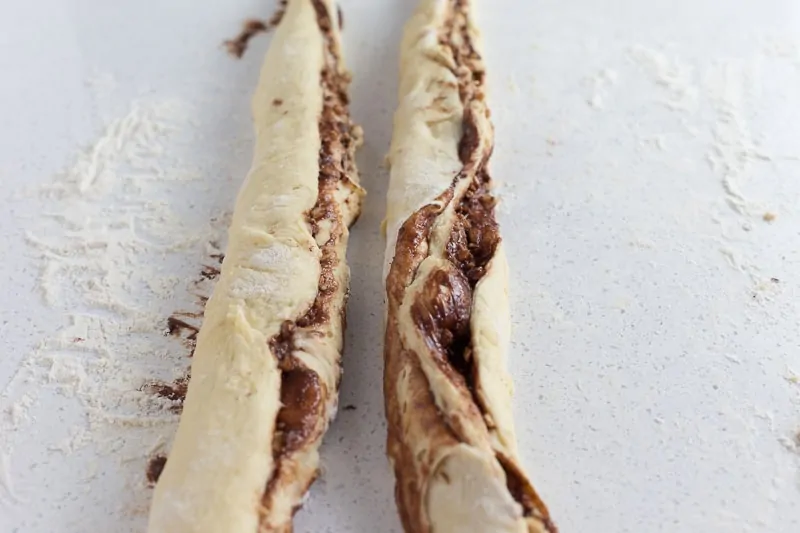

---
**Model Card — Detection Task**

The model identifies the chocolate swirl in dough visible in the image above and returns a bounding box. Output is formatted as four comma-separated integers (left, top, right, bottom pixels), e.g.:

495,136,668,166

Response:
147,1,363,532
383,1,556,532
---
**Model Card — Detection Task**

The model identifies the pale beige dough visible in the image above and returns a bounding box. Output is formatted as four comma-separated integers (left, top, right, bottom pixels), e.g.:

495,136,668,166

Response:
147,1,361,532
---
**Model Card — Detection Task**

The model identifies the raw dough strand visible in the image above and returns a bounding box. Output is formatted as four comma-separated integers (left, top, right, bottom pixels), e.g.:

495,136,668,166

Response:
147,1,363,532
383,1,556,532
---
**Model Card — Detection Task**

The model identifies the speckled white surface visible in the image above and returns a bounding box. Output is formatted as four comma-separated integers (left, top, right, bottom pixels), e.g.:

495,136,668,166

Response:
1,1,800,532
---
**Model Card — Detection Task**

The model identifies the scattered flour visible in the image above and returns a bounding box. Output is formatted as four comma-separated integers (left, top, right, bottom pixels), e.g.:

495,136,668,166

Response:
704,60,771,216
0,451,22,505
778,432,800,455
586,67,618,109
628,45,698,111
0,93,228,510
759,34,800,62
616,41,793,308
628,44,779,226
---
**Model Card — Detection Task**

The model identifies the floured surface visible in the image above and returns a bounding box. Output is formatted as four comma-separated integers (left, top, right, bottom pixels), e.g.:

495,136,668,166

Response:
1,1,800,532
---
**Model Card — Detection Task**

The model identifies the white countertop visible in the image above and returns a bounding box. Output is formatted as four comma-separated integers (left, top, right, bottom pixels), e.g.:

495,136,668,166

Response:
2,1,800,532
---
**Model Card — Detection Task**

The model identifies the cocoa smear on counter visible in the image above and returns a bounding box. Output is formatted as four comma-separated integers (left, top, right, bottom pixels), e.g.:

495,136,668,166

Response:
224,19,267,58
146,454,167,485
143,248,226,485
199,265,220,281
150,261,214,403
163,252,224,356
224,1,288,59
166,316,199,340
143,376,189,413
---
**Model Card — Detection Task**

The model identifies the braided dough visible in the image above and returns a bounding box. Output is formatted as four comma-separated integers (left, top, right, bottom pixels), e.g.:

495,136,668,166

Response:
383,1,556,532
147,1,362,531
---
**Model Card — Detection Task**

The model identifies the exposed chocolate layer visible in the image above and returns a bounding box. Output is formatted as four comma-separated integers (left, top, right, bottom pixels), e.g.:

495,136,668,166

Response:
404,0,496,436
413,0,496,408
385,1,556,531
275,368,324,454
497,454,558,531
268,320,297,370
411,267,472,376
385,197,455,533
386,202,449,305
260,1,360,525
447,168,500,285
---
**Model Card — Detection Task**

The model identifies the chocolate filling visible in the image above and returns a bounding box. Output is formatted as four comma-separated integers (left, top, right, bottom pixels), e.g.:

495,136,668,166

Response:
410,267,476,396
268,320,297,370
274,368,323,455
409,0,497,424
395,2,555,529
446,168,500,285
260,0,359,515
497,454,557,528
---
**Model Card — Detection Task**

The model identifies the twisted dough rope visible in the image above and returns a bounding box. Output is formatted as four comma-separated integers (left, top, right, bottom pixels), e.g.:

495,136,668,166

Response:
383,1,556,532
148,1,362,532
